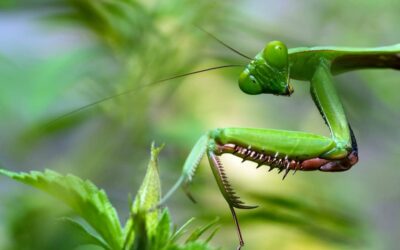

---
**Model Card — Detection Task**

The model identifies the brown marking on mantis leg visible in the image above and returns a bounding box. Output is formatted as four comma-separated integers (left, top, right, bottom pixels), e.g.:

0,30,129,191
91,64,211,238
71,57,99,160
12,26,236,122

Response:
299,158,330,170
298,149,358,171
218,139,358,173
319,150,358,171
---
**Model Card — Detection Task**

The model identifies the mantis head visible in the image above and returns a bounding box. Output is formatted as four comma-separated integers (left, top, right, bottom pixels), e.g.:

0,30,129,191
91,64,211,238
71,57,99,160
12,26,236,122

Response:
238,41,293,96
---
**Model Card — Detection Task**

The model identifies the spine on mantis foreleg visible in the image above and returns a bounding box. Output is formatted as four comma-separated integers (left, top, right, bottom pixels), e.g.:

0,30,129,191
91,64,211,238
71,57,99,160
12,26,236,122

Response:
157,134,209,207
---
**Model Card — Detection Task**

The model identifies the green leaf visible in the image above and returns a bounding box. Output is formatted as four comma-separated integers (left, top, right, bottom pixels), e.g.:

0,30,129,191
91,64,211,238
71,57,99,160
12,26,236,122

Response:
0,144,219,250
123,142,164,249
170,217,196,242
185,218,220,244
204,226,220,244
151,208,172,250
133,142,163,211
178,242,215,250
0,169,123,250
130,211,148,250
60,217,110,249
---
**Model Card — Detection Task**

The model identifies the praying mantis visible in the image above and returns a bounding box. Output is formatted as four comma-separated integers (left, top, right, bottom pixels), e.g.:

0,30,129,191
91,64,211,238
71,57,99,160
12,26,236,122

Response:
53,34,400,249
155,40,400,249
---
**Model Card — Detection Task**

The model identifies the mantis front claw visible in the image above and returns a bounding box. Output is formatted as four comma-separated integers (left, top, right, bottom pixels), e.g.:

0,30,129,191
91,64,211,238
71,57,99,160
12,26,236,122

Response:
207,150,258,210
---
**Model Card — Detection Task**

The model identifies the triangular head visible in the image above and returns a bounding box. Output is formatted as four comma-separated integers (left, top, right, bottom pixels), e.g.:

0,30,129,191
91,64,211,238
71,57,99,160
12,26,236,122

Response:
238,41,293,96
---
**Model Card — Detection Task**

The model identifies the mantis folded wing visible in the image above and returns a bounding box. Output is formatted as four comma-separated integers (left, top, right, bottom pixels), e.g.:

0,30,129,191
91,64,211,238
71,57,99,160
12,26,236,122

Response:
159,41,400,249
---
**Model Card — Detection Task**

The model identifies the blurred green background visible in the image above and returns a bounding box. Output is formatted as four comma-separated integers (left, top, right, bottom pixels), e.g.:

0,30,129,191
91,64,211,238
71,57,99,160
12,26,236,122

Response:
0,0,399,249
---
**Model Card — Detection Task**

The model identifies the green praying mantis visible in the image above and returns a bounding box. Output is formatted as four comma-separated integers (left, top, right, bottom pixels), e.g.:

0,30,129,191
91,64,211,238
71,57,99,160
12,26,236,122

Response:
52,32,400,249
155,40,400,249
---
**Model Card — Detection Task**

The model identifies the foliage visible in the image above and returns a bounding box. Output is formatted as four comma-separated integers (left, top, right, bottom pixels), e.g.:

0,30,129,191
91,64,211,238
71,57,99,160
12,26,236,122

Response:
0,144,219,250
0,1,399,249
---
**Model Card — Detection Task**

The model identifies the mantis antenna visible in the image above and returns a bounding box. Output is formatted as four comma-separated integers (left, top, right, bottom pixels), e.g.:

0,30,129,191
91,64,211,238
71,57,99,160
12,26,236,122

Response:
195,26,253,60
47,64,244,126
47,28,250,125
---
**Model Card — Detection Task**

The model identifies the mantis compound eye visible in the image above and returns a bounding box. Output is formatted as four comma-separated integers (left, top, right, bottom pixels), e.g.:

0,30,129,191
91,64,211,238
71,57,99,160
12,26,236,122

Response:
238,69,263,95
263,41,288,69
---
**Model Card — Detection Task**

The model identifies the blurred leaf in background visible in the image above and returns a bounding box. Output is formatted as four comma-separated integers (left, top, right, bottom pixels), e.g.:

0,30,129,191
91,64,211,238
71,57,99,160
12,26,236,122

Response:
1,0,399,250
